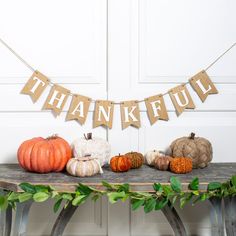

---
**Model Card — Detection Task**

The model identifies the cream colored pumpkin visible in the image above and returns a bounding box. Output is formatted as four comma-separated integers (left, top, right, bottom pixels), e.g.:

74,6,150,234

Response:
66,156,103,177
144,150,165,166
72,133,111,166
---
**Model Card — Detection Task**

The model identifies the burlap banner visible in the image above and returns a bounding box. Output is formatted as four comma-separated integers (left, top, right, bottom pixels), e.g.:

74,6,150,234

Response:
20,70,219,129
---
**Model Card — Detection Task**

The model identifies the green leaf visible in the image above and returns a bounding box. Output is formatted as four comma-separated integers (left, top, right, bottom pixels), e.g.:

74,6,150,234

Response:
8,192,20,201
76,183,93,195
131,199,145,211
18,192,33,203
72,195,87,206
153,183,163,193
91,194,100,202
61,193,73,201
200,193,209,201
155,198,168,210
162,185,173,196
53,198,63,213
35,185,50,193
0,195,8,210
170,177,182,193
33,192,49,202
208,182,222,191
231,176,236,187
107,191,126,204
117,183,129,193
51,191,59,198
189,177,199,191
102,181,114,190
19,183,36,194
144,198,156,213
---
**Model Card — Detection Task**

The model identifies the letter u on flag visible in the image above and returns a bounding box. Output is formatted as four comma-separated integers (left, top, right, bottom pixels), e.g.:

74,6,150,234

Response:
120,100,141,129
21,70,49,102
93,100,114,129
169,84,195,116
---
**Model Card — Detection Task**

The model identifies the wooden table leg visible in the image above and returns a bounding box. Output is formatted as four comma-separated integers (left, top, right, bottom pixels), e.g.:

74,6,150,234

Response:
209,197,224,236
161,202,187,236
0,190,12,236
224,196,236,236
12,200,33,236
50,202,78,236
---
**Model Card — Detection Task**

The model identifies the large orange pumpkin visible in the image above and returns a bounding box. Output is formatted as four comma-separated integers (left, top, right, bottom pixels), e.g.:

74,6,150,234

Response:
170,157,192,174
17,135,72,173
110,154,132,172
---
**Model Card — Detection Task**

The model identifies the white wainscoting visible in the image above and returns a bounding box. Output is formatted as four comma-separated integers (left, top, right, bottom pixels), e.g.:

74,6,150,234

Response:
0,0,236,235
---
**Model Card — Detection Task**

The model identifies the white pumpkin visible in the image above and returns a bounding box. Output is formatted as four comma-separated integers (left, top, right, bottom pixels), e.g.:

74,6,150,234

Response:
144,150,165,166
72,133,111,166
66,156,103,177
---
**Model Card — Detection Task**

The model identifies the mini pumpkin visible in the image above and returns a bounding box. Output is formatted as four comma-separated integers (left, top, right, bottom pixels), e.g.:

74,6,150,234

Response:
125,151,143,169
144,150,165,166
17,135,72,173
170,157,192,174
110,154,132,172
72,133,111,166
170,132,213,168
154,156,170,171
66,155,103,177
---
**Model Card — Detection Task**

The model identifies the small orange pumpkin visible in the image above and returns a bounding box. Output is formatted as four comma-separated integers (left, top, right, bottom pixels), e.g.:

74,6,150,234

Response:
170,157,192,174
17,135,72,173
110,154,132,172
125,151,143,169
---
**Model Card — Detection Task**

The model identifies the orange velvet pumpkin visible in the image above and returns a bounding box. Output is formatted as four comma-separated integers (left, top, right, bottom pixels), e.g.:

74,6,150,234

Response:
170,157,192,174
110,154,132,172
17,135,72,173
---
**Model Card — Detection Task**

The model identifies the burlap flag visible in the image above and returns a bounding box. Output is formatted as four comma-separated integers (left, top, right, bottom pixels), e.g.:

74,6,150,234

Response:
189,70,218,102
120,100,141,129
145,94,168,125
21,70,49,102
66,94,91,125
43,84,70,116
93,100,114,129
169,85,195,116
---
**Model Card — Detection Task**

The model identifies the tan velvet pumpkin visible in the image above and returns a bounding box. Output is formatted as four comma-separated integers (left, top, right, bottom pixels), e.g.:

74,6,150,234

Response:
66,155,103,177
170,133,213,168
125,152,143,169
154,156,170,171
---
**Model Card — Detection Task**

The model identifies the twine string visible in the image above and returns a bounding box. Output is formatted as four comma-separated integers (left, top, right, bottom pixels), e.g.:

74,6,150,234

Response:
0,37,235,104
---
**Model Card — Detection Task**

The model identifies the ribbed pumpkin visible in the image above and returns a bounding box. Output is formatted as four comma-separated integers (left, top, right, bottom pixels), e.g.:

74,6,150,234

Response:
66,155,103,177
17,135,72,173
170,132,213,168
110,154,132,172
144,150,165,166
170,157,192,174
125,152,143,169
154,156,170,171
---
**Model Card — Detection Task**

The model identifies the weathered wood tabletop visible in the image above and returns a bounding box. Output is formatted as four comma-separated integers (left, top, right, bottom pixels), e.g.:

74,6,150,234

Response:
0,163,235,192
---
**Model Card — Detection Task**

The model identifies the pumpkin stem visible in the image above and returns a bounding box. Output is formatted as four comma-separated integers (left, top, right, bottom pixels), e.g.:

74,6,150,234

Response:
84,133,92,140
46,134,58,140
189,132,195,139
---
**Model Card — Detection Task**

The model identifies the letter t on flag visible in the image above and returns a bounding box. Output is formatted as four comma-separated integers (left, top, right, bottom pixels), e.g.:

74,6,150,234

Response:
120,100,141,129
21,70,49,102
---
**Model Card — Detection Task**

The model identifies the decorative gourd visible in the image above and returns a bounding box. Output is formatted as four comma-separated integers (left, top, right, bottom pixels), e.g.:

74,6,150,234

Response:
154,156,170,171
170,132,213,168
110,154,132,172
17,135,72,173
72,133,111,166
125,151,143,169
66,155,103,177
144,150,165,166
170,157,193,174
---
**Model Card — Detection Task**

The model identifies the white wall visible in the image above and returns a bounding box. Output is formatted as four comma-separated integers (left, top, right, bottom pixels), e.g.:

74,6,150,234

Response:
0,0,236,235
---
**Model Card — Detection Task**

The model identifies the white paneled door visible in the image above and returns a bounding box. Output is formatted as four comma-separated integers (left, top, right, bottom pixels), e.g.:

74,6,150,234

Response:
0,0,236,235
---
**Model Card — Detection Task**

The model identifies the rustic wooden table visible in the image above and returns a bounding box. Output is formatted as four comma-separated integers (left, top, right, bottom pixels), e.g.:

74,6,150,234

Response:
0,163,235,236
